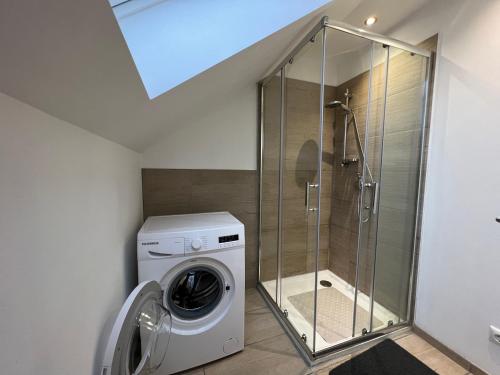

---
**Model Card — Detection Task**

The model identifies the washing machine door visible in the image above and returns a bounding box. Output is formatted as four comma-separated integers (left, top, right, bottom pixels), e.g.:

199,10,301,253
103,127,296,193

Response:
101,281,171,375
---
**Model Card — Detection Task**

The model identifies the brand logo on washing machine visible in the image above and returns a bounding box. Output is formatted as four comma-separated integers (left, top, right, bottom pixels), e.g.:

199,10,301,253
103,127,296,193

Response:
141,241,159,246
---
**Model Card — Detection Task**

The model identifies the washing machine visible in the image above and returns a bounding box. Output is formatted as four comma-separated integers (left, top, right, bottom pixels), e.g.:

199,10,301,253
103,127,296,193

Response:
101,212,245,375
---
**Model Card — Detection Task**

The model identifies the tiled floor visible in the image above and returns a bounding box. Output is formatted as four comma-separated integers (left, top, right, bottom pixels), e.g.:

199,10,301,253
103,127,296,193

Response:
179,289,471,375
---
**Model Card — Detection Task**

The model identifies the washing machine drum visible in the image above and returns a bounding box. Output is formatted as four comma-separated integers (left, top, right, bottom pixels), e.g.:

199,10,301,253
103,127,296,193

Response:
167,266,224,320
101,281,171,375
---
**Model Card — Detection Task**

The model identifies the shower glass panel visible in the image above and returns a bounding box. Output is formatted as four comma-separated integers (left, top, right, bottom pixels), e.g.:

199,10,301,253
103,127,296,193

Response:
352,41,390,337
371,47,428,327
279,29,324,351
318,28,390,349
258,17,431,360
259,70,283,303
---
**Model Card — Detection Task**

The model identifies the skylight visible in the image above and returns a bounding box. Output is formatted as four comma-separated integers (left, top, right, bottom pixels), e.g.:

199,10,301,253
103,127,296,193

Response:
110,0,332,99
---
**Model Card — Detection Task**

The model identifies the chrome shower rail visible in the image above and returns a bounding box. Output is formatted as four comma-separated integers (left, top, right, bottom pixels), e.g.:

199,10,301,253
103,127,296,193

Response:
260,18,327,86
260,16,431,86
325,20,431,58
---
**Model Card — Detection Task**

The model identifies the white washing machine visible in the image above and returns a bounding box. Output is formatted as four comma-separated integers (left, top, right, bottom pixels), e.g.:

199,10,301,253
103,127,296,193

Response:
101,212,245,375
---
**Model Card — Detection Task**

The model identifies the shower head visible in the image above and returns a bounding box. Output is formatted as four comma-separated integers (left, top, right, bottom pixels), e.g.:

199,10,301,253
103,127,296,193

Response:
325,100,351,113
325,100,342,108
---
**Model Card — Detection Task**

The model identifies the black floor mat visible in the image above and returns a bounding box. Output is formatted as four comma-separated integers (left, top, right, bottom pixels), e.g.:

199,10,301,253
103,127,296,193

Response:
329,339,437,375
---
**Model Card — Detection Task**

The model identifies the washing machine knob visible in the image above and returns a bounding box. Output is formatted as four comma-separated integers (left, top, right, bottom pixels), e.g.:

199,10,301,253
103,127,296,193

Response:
191,238,202,250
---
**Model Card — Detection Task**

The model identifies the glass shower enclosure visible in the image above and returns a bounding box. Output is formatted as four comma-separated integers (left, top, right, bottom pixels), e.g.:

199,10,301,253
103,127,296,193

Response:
258,17,431,361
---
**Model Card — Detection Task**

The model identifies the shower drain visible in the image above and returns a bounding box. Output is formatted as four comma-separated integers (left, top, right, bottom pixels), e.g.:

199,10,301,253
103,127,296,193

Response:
319,280,332,287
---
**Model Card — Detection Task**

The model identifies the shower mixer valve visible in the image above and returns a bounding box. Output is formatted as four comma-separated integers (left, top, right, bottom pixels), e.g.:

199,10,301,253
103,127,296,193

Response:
341,157,359,167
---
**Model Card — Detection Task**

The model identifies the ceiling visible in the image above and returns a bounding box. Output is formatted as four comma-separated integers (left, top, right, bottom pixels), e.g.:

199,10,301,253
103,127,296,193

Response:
326,0,432,57
327,0,431,33
0,0,431,152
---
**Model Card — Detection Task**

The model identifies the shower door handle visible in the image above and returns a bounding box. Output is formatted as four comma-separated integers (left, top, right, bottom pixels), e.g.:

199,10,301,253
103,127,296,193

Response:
372,181,379,215
305,182,319,213
363,181,379,216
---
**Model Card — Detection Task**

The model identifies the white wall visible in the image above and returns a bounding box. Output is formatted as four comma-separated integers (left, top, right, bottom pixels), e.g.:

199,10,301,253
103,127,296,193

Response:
390,1,500,373
0,93,143,375
142,84,258,170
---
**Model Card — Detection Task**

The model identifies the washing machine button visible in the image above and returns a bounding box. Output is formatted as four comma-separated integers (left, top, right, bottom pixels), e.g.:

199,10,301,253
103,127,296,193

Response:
191,238,202,250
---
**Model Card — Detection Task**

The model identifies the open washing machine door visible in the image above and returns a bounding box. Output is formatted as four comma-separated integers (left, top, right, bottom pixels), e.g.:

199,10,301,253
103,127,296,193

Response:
101,281,171,375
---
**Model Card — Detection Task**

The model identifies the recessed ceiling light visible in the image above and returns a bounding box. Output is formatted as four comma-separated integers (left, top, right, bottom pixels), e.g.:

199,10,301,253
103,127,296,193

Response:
364,16,377,26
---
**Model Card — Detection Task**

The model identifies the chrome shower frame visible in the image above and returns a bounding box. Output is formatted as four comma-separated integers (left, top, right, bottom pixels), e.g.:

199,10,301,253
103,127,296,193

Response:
257,16,433,365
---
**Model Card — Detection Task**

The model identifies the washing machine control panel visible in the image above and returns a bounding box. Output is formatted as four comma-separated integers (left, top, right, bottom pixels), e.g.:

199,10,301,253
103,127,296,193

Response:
217,234,240,249
138,221,245,260
182,227,244,254
183,235,208,252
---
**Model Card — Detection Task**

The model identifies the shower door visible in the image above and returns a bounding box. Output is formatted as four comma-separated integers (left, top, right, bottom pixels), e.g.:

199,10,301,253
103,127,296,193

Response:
350,42,429,338
349,40,390,338
259,69,282,304
370,46,429,328
316,27,428,351
309,29,392,351
279,28,325,351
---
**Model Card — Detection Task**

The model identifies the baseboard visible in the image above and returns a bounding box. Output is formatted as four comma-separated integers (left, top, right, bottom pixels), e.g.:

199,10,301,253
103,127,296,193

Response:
413,326,489,375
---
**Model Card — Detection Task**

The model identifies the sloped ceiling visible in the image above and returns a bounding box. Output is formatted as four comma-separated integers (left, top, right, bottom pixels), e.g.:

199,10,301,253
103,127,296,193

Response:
0,0,430,152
